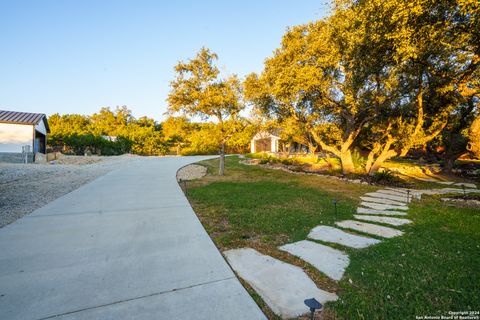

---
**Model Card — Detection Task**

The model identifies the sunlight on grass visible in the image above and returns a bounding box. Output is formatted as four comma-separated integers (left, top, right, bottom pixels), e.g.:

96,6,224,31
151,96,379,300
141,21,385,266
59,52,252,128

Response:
186,156,480,319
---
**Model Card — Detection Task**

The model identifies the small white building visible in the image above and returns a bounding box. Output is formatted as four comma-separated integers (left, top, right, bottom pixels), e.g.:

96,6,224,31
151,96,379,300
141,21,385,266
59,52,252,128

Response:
101,135,118,142
0,110,50,163
250,130,282,153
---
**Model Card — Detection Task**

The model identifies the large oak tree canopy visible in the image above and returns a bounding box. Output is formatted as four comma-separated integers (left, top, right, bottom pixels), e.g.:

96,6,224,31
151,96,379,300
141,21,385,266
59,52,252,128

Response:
245,0,479,174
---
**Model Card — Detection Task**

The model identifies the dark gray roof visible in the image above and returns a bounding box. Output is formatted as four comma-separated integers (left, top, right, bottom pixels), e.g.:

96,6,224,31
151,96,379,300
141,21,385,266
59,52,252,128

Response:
0,110,50,132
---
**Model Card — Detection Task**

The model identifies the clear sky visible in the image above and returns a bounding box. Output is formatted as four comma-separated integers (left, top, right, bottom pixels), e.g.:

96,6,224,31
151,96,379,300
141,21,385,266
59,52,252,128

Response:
0,0,327,121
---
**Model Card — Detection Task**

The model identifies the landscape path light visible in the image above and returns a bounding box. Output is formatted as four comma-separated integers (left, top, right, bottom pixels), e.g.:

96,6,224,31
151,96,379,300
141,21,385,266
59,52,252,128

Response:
333,198,338,219
304,297,323,320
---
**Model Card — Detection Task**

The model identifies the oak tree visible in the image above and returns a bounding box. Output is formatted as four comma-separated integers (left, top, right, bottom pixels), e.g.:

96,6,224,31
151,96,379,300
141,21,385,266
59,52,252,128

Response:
167,48,244,175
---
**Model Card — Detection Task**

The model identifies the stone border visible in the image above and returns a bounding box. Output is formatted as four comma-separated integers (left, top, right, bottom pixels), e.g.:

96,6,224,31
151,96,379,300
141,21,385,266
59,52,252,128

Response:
240,160,370,185
176,164,208,181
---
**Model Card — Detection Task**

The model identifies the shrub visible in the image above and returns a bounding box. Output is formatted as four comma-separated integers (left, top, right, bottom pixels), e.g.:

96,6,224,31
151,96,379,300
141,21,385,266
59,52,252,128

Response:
322,156,341,170
281,158,295,165
352,149,366,170
371,170,407,186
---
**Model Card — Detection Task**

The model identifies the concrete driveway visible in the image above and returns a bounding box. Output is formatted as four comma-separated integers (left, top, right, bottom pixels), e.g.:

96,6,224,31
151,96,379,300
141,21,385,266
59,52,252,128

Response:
0,156,265,320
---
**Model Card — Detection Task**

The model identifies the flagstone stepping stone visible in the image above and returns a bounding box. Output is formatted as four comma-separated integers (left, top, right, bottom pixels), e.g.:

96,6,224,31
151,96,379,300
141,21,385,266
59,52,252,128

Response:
453,182,477,189
419,188,480,195
415,177,442,182
437,181,455,185
385,187,409,194
379,189,421,200
353,214,412,226
308,225,381,248
360,202,409,211
360,196,406,206
279,240,349,281
377,189,408,196
336,220,404,238
367,191,409,203
224,248,338,319
357,207,408,216
384,187,422,197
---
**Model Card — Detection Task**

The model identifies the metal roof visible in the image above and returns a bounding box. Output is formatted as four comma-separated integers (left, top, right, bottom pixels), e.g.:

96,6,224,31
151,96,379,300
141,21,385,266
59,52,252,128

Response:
0,110,50,132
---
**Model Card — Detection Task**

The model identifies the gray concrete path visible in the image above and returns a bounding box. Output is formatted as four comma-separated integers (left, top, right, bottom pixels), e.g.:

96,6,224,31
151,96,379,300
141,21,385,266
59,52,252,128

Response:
0,157,265,320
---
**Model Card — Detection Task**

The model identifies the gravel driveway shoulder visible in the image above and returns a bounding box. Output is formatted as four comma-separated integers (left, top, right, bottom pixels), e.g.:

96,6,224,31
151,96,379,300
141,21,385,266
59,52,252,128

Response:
0,155,133,228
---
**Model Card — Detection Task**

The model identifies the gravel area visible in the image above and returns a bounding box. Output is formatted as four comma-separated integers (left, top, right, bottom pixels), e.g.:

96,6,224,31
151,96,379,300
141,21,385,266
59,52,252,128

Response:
176,164,207,181
0,155,134,228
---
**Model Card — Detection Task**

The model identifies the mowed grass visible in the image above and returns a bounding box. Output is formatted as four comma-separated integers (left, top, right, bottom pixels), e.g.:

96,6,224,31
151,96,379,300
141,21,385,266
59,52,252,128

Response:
335,198,480,319
185,156,480,319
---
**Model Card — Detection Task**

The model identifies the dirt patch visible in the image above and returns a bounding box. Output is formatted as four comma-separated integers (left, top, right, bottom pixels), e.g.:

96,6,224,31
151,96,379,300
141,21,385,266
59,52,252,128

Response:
0,155,134,228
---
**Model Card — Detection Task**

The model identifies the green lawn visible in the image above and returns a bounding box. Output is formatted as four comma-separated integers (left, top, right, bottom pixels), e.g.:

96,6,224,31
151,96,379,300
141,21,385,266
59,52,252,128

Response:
185,156,480,320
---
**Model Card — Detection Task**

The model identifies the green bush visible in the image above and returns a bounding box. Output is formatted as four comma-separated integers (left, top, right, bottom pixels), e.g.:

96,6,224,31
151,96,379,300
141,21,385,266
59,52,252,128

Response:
247,153,320,166
60,134,132,156
371,170,406,186
246,152,266,160
352,149,366,170
321,156,341,170
281,158,295,165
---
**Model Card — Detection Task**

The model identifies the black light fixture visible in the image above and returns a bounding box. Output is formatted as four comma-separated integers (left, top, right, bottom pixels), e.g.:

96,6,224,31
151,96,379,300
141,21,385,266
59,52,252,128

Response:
333,198,338,218
304,297,322,320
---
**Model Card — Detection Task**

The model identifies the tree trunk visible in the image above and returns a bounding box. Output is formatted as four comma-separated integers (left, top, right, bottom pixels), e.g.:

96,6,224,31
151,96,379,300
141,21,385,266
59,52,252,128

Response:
307,142,317,159
368,155,388,176
288,143,294,155
366,137,398,176
442,139,466,174
443,156,455,173
219,142,225,176
365,143,382,174
367,149,398,176
311,131,357,174
340,150,355,174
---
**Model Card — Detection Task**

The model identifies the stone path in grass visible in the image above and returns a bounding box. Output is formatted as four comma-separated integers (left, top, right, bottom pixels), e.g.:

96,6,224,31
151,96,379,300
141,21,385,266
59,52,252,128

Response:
224,248,338,319
360,201,409,211
353,214,412,226
225,183,478,319
357,207,408,215
307,225,381,248
360,196,406,206
335,220,404,238
279,240,349,281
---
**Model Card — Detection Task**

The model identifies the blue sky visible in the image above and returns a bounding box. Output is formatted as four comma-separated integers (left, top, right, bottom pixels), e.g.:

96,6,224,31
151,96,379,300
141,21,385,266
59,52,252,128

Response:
0,1,327,121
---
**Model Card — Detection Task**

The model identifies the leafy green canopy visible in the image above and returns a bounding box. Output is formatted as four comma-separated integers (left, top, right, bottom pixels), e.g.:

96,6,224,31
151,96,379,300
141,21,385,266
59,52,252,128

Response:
246,0,479,174
49,108,254,156
167,48,244,122
167,47,248,174
49,107,167,156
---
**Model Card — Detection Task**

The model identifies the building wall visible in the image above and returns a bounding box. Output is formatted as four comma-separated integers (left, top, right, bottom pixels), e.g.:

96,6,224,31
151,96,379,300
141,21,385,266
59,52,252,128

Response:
35,120,47,135
0,123,33,153
251,131,281,153
254,138,272,152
